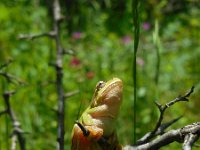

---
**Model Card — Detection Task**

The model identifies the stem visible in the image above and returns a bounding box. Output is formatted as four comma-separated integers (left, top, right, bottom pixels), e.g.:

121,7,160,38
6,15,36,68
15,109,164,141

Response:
132,0,140,144
153,20,161,86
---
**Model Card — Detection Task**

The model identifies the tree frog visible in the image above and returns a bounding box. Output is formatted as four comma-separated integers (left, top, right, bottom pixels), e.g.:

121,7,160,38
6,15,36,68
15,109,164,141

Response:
71,78,123,150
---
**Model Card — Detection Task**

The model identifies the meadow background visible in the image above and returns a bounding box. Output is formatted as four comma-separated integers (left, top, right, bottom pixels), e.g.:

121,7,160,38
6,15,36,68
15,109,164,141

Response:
0,0,200,149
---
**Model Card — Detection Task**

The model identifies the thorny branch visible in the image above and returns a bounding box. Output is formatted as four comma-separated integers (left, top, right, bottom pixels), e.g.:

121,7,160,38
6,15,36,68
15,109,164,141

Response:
136,116,183,145
0,60,26,85
183,133,199,150
0,59,13,69
62,49,76,56
136,86,194,145
127,122,200,150
17,0,78,149
50,0,70,149
18,31,56,40
123,86,199,150
0,72,25,85
0,91,26,150
64,90,79,99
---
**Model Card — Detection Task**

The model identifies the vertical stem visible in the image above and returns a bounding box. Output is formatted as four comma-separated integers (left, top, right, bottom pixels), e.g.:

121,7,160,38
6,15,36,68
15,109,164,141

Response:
52,0,65,150
155,46,160,85
153,20,161,86
65,0,72,35
133,48,137,144
132,0,140,144
5,113,9,150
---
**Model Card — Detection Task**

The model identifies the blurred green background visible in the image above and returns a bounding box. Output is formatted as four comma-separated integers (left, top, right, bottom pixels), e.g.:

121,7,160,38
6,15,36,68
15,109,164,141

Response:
0,0,199,149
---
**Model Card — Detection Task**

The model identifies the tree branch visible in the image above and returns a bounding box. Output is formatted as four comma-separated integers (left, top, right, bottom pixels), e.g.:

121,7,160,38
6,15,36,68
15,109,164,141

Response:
18,31,56,40
0,60,26,85
137,116,183,145
183,133,199,150
0,72,25,85
136,86,194,145
2,91,26,150
63,90,79,99
18,1,71,150
62,49,76,56
0,109,7,116
124,122,200,150
51,0,65,150
0,59,13,70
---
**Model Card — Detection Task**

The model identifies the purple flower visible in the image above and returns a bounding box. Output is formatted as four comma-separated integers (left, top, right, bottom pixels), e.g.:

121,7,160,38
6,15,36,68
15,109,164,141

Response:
136,57,145,67
72,32,83,39
121,35,132,45
142,22,150,31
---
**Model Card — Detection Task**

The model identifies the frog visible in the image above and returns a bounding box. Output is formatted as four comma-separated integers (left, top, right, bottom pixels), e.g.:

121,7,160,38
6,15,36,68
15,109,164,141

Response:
71,78,123,150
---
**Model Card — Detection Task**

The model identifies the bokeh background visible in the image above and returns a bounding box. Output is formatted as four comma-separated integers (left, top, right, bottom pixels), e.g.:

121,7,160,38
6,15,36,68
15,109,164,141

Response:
0,0,200,149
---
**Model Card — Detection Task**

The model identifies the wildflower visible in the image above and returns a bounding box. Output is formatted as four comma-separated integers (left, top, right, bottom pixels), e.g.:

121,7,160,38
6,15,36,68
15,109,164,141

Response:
121,35,132,45
72,32,82,39
86,71,94,79
142,22,150,31
70,57,81,67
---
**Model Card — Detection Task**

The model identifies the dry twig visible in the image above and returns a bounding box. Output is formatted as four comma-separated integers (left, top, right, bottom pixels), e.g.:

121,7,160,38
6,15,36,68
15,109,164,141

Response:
136,86,194,145
0,91,26,150
18,31,56,40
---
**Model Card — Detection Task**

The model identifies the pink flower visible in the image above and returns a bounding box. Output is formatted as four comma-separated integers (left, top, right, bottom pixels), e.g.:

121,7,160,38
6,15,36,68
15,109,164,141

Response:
121,35,132,45
70,57,81,67
136,57,145,67
142,22,150,31
72,32,83,39
86,71,94,79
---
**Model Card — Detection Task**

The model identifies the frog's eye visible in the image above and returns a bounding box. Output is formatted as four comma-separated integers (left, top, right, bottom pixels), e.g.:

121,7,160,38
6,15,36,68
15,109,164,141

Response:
95,81,106,92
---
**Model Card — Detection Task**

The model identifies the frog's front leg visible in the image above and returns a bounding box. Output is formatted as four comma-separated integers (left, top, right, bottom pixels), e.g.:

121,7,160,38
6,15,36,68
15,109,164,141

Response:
75,122,122,150
71,122,103,150
75,121,104,141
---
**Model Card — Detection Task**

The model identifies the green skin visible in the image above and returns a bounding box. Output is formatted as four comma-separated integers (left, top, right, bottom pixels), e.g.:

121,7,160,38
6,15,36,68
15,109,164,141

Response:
71,78,123,150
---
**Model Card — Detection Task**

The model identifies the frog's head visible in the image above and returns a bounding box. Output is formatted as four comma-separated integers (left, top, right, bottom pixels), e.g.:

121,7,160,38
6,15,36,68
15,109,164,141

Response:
90,78,123,117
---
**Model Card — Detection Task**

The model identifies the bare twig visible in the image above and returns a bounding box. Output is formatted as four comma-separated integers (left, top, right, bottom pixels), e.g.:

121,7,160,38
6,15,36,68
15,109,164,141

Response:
137,116,183,145
194,143,200,147
75,121,90,136
62,49,76,56
183,133,199,150
136,86,194,145
0,109,7,116
18,31,56,40
0,59,13,70
2,91,26,150
0,60,26,85
156,115,183,134
64,90,79,99
0,72,25,85
18,1,71,149
11,135,17,150
51,0,65,150
124,122,200,150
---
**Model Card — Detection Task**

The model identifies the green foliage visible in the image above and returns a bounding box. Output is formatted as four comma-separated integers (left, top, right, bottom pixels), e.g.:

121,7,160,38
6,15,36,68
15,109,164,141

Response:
0,0,200,149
